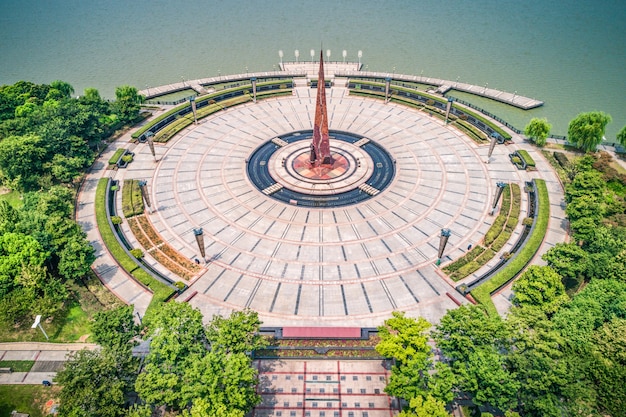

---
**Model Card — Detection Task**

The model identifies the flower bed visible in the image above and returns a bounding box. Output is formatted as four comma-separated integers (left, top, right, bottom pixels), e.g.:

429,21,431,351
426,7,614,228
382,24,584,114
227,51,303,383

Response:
128,215,200,280
253,347,382,359
122,179,144,218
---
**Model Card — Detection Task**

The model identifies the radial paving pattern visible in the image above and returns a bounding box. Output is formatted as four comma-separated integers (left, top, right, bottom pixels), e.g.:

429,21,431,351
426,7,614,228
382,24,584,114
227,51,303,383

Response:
146,87,516,326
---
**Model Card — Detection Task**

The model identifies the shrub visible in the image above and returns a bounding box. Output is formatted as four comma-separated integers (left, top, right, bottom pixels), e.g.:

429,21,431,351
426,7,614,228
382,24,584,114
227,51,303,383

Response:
484,214,507,246
444,245,486,274
130,248,143,259
553,151,569,168
121,154,133,163
517,150,536,167
111,215,122,225
108,148,125,166
511,156,522,165
174,281,186,290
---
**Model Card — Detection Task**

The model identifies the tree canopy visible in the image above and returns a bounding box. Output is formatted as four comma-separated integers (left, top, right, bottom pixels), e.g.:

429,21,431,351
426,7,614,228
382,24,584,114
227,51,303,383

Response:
136,305,263,415
524,117,551,146
567,111,612,152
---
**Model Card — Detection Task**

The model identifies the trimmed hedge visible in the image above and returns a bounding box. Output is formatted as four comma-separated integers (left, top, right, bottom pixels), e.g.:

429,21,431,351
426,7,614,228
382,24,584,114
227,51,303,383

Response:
348,79,511,140
133,81,292,139
471,179,550,316
122,179,144,218
443,245,486,274
95,178,174,313
553,151,569,168
108,148,125,166
517,149,536,167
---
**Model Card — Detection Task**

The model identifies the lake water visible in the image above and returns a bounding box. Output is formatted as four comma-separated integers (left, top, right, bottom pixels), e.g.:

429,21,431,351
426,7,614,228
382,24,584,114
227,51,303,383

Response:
1,0,624,138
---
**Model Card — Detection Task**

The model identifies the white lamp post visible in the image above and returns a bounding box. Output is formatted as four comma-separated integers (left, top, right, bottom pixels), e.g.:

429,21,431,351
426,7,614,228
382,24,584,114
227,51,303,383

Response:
342,50,347,63
32,315,49,341
278,50,283,65
358,50,362,66
295,49,299,63
310,49,315,61
326,49,331,60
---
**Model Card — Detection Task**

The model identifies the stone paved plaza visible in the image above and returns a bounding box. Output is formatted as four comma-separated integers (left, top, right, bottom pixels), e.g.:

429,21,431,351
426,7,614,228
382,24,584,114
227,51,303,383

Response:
116,85,566,327
253,359,397,417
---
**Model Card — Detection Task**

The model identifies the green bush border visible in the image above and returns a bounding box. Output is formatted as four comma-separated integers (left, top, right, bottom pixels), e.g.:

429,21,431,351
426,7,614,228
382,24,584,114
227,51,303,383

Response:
133,81,293,139
470,179,549,316
108,148,125,166
348,79,511,140
445,184,522,281
95,178,174,313
516,149,536,167
122,179,144,218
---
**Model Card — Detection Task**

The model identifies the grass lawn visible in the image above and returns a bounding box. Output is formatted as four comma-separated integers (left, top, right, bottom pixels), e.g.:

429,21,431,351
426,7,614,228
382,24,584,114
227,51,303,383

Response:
0,385,61,417
0,360,34,372
0,276,119,343
0,188,22,208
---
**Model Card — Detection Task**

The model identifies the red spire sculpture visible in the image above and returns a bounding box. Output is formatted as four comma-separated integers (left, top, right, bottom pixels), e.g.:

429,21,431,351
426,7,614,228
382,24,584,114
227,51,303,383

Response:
310,50,333,166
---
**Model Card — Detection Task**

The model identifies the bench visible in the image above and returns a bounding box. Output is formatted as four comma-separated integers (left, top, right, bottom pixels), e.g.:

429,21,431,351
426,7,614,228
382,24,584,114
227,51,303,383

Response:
0,367,12,373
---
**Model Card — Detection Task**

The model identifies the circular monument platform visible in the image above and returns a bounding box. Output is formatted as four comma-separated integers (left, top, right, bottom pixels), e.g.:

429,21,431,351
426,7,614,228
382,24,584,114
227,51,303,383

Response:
137,87,525,326
248,130,393,206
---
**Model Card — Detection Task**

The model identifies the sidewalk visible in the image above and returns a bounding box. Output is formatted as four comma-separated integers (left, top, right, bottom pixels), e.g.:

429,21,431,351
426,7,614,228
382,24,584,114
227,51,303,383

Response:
76,132,154,318
0,343,97,385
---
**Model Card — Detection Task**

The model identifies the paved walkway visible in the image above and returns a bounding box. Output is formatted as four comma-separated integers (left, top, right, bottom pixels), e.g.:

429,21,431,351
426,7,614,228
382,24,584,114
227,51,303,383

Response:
115,87,567,327
81,77,568,327
0,343,97,385
76,134,153,318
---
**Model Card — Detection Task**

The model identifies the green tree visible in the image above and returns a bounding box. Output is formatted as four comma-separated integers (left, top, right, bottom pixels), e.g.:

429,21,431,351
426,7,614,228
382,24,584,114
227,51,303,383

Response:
567,111,612,152
114,85,143,124
180,350,260,416
0,133,47,190
205,309,267,354
398,395,450,417
57,233,96,280
525,118,551,146
375,311,433,400
48,80,75,100
617,125,626,147
512,266,568,315
91,305,138,351
542,243,589,289
135,302,206,409
0,232,49,297
136,305,264,415
55,348,137,417
589,318,626,415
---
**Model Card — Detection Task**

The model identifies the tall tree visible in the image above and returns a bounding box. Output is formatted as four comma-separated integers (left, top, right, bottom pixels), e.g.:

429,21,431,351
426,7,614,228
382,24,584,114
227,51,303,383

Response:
567,111,612,152
205,309,267,354
55,348,137,417
114,85,143,124
512,266,568,316
542,243,589,290
135,302,206,409
617,125,626,147
91,305,139,351
524,118,551,146
375,311,433,400
0,133,47,190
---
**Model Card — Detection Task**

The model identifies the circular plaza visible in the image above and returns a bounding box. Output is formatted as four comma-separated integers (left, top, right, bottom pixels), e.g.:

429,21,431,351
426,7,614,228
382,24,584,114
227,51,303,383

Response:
115,83,553,327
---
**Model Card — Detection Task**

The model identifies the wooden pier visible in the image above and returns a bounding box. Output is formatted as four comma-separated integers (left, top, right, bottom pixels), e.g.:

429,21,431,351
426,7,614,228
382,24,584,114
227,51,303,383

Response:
139,62,543,110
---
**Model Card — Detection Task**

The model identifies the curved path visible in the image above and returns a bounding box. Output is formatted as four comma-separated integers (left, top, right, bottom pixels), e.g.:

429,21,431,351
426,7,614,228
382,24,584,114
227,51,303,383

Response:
115,86,568,327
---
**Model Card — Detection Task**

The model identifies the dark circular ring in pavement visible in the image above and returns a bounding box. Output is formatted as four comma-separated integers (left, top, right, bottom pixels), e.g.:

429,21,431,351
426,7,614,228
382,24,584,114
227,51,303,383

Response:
246,130,395,208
